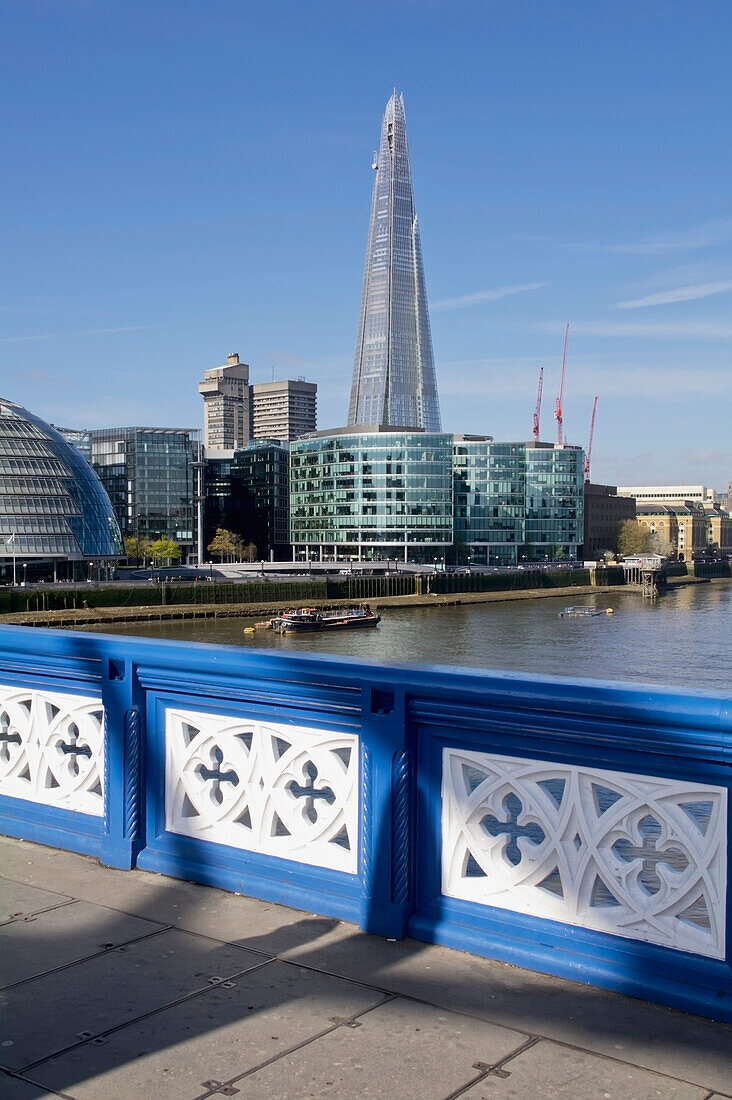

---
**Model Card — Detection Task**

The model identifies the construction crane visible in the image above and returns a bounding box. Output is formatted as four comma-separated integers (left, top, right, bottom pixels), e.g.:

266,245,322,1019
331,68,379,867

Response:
554,323,570,445
532,367,544,441
584,395,598,480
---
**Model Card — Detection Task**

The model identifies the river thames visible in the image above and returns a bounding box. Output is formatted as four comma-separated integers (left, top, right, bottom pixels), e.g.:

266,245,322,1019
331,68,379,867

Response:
82,580,732,693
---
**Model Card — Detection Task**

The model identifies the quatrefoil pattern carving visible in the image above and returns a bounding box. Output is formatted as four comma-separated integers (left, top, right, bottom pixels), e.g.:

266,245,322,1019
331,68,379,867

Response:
0,684,104,816
442,749,727,959
165,708,358,873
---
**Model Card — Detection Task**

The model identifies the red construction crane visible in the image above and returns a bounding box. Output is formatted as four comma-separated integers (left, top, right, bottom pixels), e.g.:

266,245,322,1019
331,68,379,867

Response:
554,323,570,445
532,366,544,441
584,395,598,480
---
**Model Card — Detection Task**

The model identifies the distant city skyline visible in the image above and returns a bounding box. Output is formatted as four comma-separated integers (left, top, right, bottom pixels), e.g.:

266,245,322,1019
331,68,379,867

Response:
2,2,730,489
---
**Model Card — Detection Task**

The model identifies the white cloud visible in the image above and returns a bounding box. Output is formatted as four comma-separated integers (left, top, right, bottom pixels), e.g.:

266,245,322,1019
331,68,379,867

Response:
0,324,169,343
439,361,731,401
431,282,547,312
607,217,732,255
616,280,732,309
684,448,732,466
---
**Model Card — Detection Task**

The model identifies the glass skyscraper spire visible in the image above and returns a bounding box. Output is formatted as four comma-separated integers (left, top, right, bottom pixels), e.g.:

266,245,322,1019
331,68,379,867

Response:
348,92,441,431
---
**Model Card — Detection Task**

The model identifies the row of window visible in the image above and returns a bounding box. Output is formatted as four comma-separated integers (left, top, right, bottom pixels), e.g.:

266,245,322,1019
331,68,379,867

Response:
0,496,79,516
1,516,76,534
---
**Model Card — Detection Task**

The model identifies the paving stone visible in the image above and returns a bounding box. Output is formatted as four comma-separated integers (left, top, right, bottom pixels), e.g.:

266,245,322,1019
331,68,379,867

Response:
4,836,732,1098
460,1038,709,1098
0,1070,57,1099
0,880,71,923
0,836,341,954
0,900,165,988
0,928,265,1071
31,960,385,1100
238,993,528,1099
280,929,732,1093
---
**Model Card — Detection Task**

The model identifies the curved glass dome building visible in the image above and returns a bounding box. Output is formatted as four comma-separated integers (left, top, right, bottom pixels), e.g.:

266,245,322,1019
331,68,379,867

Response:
0,399,123,569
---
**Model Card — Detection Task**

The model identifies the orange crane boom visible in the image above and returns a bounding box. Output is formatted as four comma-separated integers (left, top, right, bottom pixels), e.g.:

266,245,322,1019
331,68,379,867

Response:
554,323,570,445
584,395,598,480
532,366,544,441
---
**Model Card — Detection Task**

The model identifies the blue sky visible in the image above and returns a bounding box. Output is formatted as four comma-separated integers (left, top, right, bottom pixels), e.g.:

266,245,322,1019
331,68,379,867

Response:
2,0,731,490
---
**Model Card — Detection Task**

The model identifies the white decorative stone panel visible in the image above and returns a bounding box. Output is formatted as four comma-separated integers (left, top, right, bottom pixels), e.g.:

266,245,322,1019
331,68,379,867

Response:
165,708,359,873
442,749,727,959
0,684,105,816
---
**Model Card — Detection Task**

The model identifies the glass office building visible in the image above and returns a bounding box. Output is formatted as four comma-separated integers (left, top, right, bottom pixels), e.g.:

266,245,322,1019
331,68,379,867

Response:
348,92,441,432
524,443,585,558
0,399,123,577
203,454,235,551
231,441,290,559
290,432,584,566
290,429,453,562
85,427,196,560
454,439,584,564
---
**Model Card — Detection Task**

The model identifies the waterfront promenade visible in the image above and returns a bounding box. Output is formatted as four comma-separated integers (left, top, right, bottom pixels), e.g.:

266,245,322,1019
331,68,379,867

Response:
2,835,731,1100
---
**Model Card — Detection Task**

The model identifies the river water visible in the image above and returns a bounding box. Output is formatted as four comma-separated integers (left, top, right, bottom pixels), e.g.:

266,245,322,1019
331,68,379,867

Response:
83,581,732,693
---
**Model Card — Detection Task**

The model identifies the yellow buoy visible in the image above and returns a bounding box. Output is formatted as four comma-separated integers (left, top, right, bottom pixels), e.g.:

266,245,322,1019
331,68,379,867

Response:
243,627,256,633
606,608,614,615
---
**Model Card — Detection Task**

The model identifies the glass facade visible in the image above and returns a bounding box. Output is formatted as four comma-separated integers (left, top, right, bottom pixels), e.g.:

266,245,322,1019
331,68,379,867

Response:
290,433,584,565
0,399,123,563
454,440,584,564
203,455,235,550
524,444,584,558
231,441,290,557
290,430,453,562
348,92,441,432
86,428,196,559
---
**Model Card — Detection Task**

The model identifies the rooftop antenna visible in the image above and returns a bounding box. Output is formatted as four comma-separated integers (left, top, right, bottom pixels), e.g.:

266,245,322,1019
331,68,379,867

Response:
554,323,570,445
532,366,544,441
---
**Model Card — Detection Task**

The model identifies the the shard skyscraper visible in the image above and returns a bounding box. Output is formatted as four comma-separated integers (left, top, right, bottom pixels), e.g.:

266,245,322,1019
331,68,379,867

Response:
347,92,442,431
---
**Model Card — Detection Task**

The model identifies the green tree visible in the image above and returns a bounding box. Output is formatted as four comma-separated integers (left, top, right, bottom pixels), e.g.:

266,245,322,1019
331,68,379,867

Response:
243,541,258,562
150,537,181,565
207,528,237,562
124,535,151,566
617,520,652,558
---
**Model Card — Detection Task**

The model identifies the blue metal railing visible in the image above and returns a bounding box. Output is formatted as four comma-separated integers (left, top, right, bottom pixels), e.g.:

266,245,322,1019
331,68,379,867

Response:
0,624,730,1023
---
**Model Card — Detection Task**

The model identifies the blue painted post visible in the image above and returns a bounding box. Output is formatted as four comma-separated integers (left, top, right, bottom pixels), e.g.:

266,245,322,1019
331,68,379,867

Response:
99,651,145,869
358,682,413,938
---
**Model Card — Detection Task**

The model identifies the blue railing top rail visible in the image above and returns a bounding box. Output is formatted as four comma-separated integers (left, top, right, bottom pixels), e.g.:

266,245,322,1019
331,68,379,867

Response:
0,625,730,754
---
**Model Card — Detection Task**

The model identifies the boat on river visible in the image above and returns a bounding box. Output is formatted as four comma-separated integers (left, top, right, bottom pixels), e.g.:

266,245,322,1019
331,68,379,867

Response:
559,606,610,618
269,606,381,634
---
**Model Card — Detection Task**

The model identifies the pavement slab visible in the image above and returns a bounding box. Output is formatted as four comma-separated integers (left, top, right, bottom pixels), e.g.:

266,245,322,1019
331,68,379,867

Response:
0,899,166,989
0,880,72,924
0,835,342,954
2,836,732,1100
460,1038,710,1099
0,928,266,1071
29,960,386,1100
280,927,732,1093
234,993,528,1099
0,1071,57,1100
